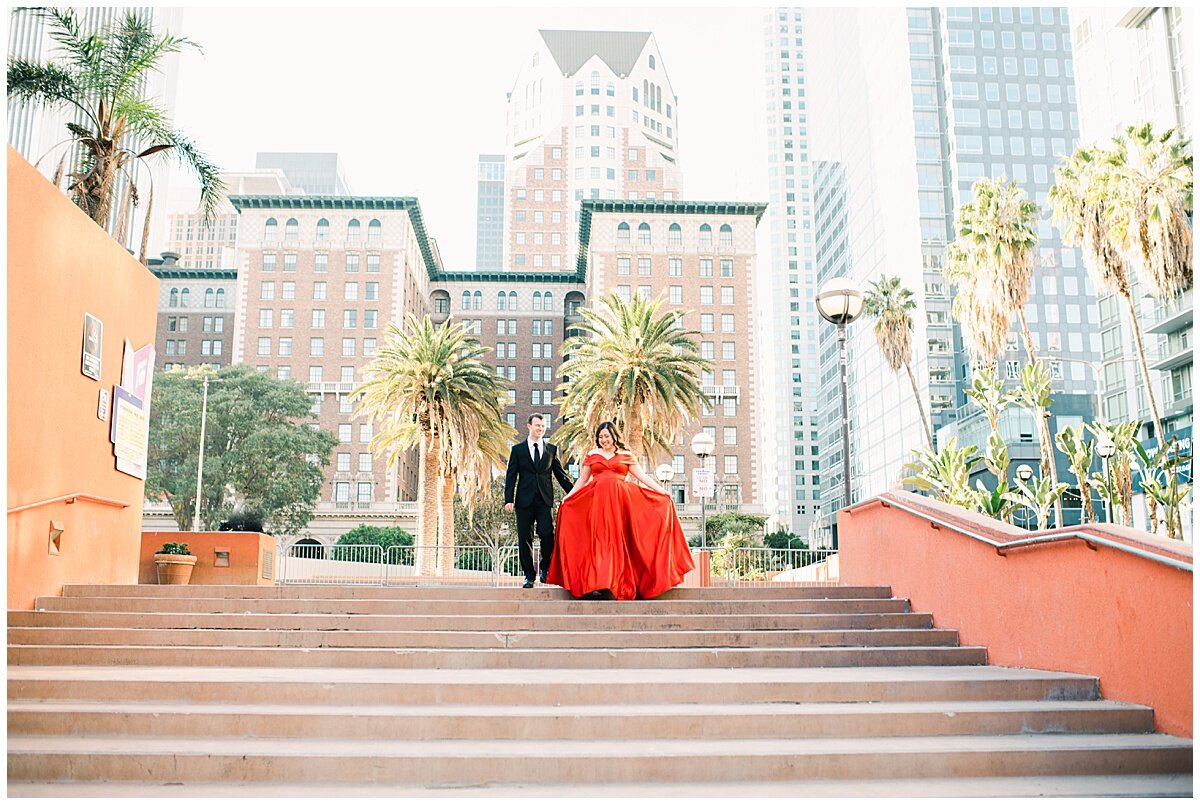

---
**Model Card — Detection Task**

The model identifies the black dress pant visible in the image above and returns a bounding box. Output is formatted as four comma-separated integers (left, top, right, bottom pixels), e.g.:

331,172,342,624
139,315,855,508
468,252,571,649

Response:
515,502,554,580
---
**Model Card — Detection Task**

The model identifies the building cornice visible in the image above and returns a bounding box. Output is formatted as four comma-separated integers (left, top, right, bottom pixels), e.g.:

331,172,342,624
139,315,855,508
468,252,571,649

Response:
150,268,238,280
228,195,440,279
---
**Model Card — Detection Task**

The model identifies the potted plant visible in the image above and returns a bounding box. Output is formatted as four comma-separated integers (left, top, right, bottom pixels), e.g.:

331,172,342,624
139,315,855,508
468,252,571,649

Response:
154,542,197,585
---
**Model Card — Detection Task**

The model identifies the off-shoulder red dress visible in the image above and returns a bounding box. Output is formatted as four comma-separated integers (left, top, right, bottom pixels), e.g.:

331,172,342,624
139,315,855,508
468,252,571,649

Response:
546,451,695,600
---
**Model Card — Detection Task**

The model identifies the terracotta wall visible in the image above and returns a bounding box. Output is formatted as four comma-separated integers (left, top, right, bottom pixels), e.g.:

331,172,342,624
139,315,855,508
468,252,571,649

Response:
139,531,277,586
840,490,1193,737
7,148,160,609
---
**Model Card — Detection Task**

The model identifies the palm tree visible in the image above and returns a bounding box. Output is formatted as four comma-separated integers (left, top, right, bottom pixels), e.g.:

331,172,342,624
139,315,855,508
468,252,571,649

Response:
947,176,1062,524
7,8,223,260
863,275,933,449
556,291,710,464
1051,125,1193,442
355,315,511,576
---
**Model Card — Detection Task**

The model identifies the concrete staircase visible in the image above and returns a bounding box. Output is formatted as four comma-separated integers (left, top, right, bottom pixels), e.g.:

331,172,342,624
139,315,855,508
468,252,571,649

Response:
7,584,1193,796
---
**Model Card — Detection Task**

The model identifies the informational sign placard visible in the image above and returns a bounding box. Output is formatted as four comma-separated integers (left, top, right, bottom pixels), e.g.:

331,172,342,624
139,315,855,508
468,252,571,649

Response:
81,313,102,380
97,387,110,422
110,385,148,479
692,467,714,499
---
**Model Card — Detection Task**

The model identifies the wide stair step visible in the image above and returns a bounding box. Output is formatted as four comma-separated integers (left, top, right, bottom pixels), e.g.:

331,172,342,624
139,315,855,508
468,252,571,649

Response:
7,584,1191,796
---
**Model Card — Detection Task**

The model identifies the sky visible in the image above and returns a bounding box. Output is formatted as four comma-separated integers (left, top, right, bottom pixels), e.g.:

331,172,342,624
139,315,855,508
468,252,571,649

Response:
165,6,770,269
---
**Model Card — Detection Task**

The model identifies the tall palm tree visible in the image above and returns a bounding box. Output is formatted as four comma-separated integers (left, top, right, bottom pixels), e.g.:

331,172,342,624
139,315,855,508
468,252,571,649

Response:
355,315,511,576
1051,125,1192,442
946,176,1062,524
556,291,710,464
863,275,933,449
7,8,223,260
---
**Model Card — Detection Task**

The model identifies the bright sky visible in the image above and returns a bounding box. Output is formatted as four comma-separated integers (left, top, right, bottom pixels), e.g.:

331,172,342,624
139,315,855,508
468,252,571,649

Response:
166,6,769,269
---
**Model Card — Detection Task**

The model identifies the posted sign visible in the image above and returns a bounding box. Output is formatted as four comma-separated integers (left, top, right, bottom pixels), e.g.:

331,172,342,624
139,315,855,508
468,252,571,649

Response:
692,467,714,499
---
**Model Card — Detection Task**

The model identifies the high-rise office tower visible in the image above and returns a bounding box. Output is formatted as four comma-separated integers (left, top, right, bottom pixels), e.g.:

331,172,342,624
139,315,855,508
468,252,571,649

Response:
805,7,1100,524
254,152,353,196
8,6,184,257
476,154,506,270
502,30,684,274
761,9,823,537
1070,8,1192,444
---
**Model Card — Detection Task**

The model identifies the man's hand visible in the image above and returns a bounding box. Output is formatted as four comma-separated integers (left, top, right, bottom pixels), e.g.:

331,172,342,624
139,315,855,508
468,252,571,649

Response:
505,503,514,513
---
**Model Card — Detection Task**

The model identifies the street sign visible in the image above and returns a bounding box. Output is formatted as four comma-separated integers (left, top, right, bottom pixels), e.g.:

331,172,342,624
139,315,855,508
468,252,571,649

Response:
692,467,714,499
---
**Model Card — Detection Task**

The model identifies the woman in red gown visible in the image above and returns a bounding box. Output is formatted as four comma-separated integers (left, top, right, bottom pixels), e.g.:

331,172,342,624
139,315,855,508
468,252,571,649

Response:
547,421,696,600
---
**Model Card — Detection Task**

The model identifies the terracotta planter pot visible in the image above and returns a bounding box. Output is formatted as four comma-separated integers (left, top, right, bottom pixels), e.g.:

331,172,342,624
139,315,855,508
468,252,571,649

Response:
154,553,197,585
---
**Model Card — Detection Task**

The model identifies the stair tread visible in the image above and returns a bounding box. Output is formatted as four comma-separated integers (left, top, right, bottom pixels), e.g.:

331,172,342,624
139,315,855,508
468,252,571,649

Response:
9,732,1189,757
7,663,1097,684
7,699,1150,717
7,775,1193,797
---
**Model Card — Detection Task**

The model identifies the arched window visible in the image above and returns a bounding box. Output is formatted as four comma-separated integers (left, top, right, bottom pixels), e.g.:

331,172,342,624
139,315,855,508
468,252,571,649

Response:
316,218,329,240
638,222,651,246
264,218,278,240
432,291,450,315
367,219,382,243
498,291,508,311
169,288,179,307
719,223,733,248
699,223,713,249
508,291,517,310
532,291,542,311
543,291,554,312
347,219,361,241
617,222,631,243
649,54,656,70
180,288,190,307
204,288,215,308
462,291,471,311
643,79,649,106
575,80,584,96
215,288,226,308
668,223,682,247
284,218,298,242
590,70,600,94
473,291,482,310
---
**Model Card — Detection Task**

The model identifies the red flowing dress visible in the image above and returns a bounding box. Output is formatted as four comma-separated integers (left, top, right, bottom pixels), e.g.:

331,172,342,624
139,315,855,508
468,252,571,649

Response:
547,452,695,600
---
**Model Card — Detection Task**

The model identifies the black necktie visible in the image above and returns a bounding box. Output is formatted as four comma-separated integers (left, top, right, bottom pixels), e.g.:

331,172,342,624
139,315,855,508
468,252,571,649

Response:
533,442,541,465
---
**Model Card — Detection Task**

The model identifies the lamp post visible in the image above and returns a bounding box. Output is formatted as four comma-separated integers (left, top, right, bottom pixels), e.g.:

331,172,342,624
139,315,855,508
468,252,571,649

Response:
690,432,715,548
655,463,675,489
1096,436,1116,525
1016,463,1034,529
192,374,216,533
816,277,864,544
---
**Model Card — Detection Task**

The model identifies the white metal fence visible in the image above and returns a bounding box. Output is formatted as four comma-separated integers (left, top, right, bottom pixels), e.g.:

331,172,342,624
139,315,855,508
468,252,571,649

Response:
709,546,840,587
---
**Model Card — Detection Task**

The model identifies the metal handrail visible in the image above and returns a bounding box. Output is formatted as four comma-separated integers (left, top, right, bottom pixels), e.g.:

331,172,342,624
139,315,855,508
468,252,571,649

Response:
851,495,1192,573
7,492,130,516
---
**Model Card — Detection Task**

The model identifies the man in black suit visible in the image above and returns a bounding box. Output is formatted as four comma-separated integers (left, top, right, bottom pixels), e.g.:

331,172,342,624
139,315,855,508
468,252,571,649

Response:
504,413,575,588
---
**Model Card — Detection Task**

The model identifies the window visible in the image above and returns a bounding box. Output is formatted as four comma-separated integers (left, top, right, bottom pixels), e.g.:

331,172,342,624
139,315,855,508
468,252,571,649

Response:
278,337,292,356
669,257,682,277
312,309,326,328
366,254,380,273
669,285,682,305
337,453,352,472
722,342,736,361
618,257,631,276
720,259,734,277
263,253,276,272
347,219,361,241
316,218,329,240
261,281,275,300
257,337,271,356
313,282,327,300
310,337,324,356
701,341,714,360
343,310,357,328
345,282,359,301
637,222,651,245
617,222,630,243
281,281,295,300
366,282,379,301
700,259,713,277
638,257,651,276
723,427,737,446
342,337,356,357
721,287,734,305
346,253,360,273
700,313,714,332
724,456,738,475
259,309,273,328
339,424,352,443
367,219,381,243
719,224,733,248
701,286,713,305
543,292,553,312
721,314,734,332
1006,360,1020,380
264,218,278,240
284,218,298,242
364,310,378,328
315,253,328,273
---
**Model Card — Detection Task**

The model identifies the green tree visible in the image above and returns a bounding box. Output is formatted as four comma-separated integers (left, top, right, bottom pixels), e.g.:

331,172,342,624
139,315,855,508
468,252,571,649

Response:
1051,125,1192,441
7,8,223,261
863,275,933,449
335,525,415,564
903,436,981,511
146,365,336,534
556,291,710,464
354,315,511,576
946,176,1061,522
703,511,768,547
452,477,516,571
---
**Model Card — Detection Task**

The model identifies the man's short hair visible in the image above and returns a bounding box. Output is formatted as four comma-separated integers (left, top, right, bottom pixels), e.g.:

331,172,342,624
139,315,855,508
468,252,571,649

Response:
527,413,544,425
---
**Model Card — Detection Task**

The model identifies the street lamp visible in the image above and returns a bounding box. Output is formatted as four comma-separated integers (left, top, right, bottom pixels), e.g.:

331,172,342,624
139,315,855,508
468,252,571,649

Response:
816,277,864,539
1096,436,1116,525
690,431,715,548
655,463,675,487
192,374,219,532
1016,464,1034,530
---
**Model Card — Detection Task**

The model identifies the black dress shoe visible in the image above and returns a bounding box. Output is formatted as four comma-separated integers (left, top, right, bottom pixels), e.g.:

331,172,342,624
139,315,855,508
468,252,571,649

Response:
538,572,548,584
523,579,534,589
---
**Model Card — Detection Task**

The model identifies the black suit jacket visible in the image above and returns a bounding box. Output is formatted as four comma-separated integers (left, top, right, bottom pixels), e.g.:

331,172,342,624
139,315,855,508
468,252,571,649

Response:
505,440,575,509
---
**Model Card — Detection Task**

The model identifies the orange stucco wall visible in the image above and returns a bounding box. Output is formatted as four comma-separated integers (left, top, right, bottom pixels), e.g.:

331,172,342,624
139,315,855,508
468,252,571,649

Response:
7,147,160,610
139,531,277,585
840,490,1193,737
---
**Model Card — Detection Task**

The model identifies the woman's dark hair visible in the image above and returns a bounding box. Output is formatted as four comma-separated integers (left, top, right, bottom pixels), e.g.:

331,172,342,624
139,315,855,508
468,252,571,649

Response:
595,421,626,450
